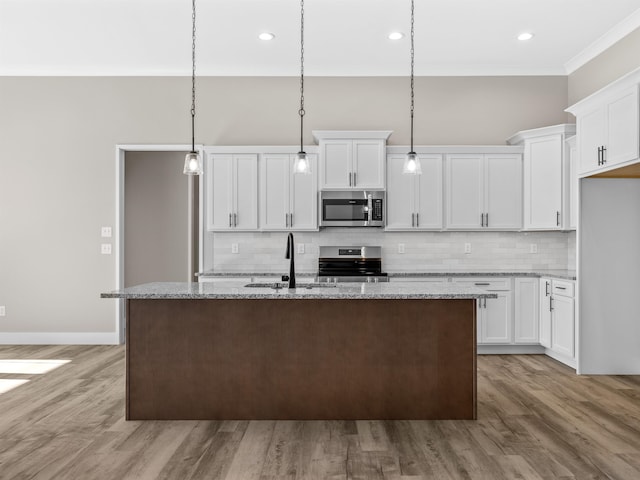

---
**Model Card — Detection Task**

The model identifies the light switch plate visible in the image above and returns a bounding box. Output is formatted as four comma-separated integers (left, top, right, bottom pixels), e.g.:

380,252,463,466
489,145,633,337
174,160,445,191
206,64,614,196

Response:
398,243,405,254
101,244,112,255
101,227,112,238
0,306,5,316
530,244,538,254
464,243,472,254
231,243,239,254
297,243,305,254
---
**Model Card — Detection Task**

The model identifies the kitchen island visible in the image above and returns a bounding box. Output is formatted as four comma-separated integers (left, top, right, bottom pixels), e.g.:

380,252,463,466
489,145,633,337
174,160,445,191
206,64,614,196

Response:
102,282,496,421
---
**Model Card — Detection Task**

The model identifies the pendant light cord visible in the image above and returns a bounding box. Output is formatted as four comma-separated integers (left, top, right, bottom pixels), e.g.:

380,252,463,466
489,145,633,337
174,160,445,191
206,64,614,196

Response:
409,0,415,153
299,0,305,153
191,0,197,153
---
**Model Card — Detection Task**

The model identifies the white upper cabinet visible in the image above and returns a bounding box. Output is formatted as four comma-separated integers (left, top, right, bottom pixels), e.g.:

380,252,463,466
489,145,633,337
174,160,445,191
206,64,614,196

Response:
446,154,484,229
507,124,575,231
567,73,640,175
260,154,318,231
205,153,258,231
314,131,391,190
386,154,443,230
445,153,522,230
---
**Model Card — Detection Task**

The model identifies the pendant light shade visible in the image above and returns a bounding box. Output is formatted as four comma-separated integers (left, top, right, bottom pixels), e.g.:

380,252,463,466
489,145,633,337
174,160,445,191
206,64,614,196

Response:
293,0,311,175
184,0,203,176
402,151,422,174
403,0,421,175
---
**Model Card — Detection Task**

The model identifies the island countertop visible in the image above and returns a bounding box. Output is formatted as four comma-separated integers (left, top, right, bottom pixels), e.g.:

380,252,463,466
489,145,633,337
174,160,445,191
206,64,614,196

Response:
101,281,498,300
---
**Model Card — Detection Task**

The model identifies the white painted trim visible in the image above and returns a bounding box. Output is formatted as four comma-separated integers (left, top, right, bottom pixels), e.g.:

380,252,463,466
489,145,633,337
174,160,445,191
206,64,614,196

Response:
0,332,119,345
505,124,576,146
478,345,545,355
566,66,640,115
203,145,319,155
565,8,640,74
312,131,393,142
114,144,200,344
386,145,523,155
544,348,577,370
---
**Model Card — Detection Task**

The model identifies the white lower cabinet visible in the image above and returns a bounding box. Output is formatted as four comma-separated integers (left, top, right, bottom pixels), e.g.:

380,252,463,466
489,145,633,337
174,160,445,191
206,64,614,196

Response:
480,292,512,344
538,278,576,365
453,278,512,344
514,278,539,344
539,278,552,348
550,280,575,358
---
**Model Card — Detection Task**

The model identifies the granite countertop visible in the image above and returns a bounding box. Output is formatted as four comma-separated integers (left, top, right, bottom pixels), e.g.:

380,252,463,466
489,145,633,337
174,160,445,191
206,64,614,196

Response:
197,270,577,280
101,281,498,300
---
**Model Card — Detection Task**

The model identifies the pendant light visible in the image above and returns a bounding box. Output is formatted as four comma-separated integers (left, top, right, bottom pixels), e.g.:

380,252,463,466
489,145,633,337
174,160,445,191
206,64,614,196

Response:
402,0,422,175
184,0,203,175
293,0,311,175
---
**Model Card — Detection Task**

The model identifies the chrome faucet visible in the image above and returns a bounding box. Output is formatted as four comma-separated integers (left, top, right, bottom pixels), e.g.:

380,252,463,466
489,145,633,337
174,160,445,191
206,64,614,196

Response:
284,232,296,288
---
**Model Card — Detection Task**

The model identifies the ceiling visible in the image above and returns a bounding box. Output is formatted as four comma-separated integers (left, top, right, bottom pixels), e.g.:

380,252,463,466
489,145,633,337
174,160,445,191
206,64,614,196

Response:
1,0,640,76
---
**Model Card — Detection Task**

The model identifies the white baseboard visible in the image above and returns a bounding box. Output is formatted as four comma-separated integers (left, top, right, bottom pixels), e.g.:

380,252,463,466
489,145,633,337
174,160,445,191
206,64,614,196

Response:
478,345,545,355
544,348,577,370
0,332,120,345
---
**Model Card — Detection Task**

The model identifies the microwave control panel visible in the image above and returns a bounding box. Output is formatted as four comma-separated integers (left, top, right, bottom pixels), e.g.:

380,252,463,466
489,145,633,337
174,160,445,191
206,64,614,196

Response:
372,199,383,221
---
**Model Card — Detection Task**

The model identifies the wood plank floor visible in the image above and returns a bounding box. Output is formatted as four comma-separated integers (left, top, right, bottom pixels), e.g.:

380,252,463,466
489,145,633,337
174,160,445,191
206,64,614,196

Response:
1,346,640,479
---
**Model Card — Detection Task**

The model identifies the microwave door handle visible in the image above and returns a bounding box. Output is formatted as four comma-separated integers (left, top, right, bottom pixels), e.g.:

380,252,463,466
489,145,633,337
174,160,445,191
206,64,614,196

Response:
367,195,373,223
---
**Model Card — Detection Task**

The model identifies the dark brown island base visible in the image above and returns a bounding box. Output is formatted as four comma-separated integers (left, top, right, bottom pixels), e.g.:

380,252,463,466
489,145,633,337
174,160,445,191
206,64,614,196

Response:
102,282,496,421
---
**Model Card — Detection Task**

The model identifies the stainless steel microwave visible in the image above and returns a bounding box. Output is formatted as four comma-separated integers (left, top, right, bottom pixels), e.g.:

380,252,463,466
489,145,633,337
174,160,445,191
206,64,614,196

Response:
320,191,384,227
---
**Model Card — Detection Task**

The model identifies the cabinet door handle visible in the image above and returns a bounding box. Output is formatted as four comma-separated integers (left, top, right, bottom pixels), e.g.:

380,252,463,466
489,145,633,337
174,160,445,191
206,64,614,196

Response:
416,213,419,227
545,281,550,296
550,296,554,311
411,213,415,227
597,146,602,166
353,172,357,186
483,298,487,308
557,211,560,226
285,213,289,227
229,213,232,227
602,146,607,164
485,213,489,227
348,172,352,186
290,213,293,227
480,213,484,227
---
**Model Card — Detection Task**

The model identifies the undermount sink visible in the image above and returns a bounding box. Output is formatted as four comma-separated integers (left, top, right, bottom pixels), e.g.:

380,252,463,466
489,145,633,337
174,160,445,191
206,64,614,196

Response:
244,282,337,289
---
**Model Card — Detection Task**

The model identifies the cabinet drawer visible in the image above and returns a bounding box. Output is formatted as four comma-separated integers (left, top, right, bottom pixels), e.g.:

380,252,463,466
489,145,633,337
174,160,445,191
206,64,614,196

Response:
454,278,511,291
552,280,574,297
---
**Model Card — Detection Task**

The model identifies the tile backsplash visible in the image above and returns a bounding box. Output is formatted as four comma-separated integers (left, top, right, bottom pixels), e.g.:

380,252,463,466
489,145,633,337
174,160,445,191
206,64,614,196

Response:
204,229,575,274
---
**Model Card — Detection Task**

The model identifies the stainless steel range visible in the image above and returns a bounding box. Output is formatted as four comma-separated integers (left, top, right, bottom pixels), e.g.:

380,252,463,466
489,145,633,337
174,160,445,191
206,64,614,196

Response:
317,246,388,283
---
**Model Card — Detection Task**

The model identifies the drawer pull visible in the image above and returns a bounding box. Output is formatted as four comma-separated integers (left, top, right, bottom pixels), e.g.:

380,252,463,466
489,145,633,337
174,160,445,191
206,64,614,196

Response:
556,286,566,290
475,282,490,286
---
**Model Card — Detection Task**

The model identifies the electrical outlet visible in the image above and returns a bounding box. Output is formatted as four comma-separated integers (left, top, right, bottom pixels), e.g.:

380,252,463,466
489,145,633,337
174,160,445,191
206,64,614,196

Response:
0,306,5,317
101,244,112,255
530,243,538,254
464,243,472,254
297,243,305,254
231,243,239,254
101,226,112,238
398,243,405,254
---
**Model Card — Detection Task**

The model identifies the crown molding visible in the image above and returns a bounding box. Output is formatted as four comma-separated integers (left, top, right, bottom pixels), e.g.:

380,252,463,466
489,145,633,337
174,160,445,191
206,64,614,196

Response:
565,7,640,74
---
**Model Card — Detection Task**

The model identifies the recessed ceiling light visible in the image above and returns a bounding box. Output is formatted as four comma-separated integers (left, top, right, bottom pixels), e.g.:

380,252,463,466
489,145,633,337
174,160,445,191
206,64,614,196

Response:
258,32,275,41
388,32,404,40
517,32,534,41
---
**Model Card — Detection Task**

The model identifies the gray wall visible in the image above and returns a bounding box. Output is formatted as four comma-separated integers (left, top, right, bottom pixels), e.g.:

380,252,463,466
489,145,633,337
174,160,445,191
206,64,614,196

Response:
124,151,190,287
568,27,640,105
0,75,569,338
